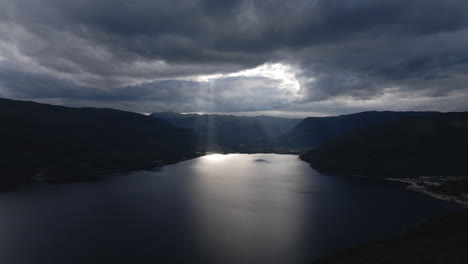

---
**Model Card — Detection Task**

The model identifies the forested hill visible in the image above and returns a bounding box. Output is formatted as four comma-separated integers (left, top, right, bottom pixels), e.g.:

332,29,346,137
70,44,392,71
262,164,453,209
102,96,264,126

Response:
151,112,302,151
300,112,468,178
0,98,199,187
278,111,438,148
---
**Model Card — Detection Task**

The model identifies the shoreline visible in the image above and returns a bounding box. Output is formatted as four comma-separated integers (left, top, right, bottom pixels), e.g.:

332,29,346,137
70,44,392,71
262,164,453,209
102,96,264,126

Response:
26,156,468,209
310,168,468,207
30,154,205,184
386,178,468,208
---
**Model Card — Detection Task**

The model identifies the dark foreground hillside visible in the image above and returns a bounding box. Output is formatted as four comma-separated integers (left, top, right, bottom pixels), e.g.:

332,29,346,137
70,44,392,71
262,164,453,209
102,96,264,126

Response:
0,98,199,187
313,210,468,264
279,111,438,148
300,112,468,177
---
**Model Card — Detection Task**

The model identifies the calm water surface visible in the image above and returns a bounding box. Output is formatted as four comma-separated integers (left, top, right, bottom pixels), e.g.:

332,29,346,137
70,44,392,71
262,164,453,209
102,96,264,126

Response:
0,154,459,264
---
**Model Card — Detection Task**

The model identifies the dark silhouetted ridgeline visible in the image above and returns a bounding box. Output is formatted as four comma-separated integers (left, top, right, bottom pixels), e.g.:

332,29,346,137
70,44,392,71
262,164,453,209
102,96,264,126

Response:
0,98,200,187
278,111,438,148
300,112,468,178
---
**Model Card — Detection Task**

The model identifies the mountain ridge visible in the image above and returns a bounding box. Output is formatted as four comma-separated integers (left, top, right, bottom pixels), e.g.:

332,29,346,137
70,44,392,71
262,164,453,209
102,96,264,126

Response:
300,112,468,177
278,111,440,148
0,97,200,187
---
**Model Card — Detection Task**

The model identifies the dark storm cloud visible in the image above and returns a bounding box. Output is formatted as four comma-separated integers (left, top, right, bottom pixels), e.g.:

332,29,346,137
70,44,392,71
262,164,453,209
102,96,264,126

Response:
0,66,291,113
1,0,468,115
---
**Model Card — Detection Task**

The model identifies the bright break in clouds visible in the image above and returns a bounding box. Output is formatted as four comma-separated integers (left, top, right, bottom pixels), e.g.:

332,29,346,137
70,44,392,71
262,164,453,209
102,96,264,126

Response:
1,0,468,116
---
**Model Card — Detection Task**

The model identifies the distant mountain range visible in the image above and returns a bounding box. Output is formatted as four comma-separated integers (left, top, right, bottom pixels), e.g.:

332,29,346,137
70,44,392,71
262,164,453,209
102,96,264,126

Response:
150,111,302,151
152,111,441,151
0,98,199,187
2,97,467,187
153,110,468,178
300,112,468,177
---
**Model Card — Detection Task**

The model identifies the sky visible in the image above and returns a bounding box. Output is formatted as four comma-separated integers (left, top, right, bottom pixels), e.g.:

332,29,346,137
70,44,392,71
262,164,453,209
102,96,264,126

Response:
1,0,468,117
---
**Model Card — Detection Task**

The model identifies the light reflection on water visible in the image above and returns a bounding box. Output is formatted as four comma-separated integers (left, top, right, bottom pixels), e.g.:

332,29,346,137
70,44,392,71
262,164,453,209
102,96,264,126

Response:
200,153,227,161
0,154,459,264
190,154,307,264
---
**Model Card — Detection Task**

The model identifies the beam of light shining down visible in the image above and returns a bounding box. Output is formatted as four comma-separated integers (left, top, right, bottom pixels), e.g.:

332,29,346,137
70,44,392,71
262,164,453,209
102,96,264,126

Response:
179,62,308,149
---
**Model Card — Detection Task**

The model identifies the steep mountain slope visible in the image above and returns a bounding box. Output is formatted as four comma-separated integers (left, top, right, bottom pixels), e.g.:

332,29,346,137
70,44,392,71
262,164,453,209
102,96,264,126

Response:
278,111,438,148
300,112,468,177
0,98,199,187
151,112,302,150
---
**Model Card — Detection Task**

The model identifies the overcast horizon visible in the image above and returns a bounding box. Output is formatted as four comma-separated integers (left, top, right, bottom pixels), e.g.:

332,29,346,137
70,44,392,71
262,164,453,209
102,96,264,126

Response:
1,0,468,117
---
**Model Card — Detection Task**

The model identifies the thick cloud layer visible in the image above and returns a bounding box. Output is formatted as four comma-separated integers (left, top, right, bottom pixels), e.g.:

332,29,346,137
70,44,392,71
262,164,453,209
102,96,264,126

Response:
1,0,468,116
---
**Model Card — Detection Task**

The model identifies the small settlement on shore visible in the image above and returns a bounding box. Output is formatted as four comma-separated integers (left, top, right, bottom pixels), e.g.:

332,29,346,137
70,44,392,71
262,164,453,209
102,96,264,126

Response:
387,176,468,207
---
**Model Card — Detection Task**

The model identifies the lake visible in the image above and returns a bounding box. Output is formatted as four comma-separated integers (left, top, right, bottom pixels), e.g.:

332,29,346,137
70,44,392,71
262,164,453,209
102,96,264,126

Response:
0,154,459,264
